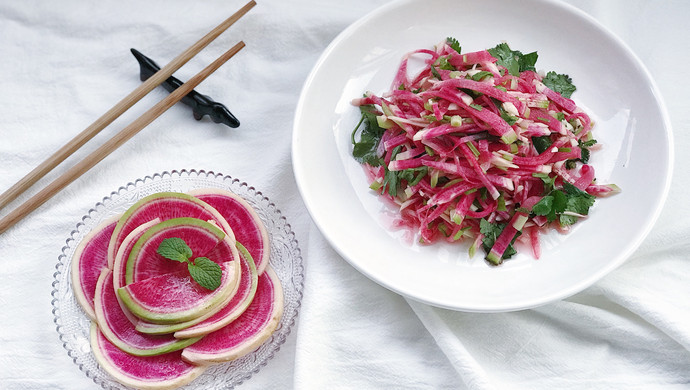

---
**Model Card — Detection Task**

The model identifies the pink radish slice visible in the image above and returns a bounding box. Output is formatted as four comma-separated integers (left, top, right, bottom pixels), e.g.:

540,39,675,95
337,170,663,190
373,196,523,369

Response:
190,188,270,275
108,192,236,268
174,242,259,339
94,269,200,356
181,266,283,364
136,242,257,336
90,322,205,390
125,217,238,285
118,260,241,325
71,215,119,320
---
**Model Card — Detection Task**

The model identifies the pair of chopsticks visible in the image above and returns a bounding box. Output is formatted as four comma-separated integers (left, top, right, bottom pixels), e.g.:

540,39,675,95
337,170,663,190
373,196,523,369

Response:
0,1,256,235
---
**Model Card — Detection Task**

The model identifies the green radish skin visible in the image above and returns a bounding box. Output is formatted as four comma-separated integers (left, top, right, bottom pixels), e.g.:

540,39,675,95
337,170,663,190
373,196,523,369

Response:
118,260,241,325
107,192,237,269
189,188,270,275
94,269,201,356
90,322,206,390
112,218,160,292
135,242,257,336
71,215,119,321
125,217,239,285
173,242,259,339
181,265,284,365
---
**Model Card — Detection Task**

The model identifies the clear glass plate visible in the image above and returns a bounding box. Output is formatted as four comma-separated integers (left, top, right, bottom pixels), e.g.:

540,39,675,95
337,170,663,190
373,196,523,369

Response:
51,169,304,389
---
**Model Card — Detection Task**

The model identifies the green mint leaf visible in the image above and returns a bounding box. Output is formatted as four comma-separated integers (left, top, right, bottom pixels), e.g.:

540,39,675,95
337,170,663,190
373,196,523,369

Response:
188,257,222,291
157,237,192,263
542,71,577,98
446,37,461,54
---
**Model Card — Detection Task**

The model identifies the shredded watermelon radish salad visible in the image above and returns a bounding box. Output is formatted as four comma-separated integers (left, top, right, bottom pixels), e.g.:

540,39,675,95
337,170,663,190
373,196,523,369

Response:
350,38,620,265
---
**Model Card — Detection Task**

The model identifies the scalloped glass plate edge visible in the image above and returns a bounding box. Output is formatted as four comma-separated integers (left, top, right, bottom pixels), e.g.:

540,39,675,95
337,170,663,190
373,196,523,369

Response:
51,169,304,390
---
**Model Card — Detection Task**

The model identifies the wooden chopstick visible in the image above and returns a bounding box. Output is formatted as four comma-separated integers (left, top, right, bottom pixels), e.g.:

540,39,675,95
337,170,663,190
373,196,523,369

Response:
0,0,256,211
0,41,245,235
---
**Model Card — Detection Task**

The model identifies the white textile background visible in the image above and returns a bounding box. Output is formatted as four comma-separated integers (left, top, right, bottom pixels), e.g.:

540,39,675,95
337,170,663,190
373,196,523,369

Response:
0,0,688,389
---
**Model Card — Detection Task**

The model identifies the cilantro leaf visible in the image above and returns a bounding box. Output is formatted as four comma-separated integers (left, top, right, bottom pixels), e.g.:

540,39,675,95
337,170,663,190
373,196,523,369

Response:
530,183,595,226
578,138,597,164
499,107,518,125
382,168,399,197
533,173,555,193
156,237,192,263
436,56,456,71
563,182,595,215
446,37,461,54
487,43,538,76
430,65,442,79
398,166,428,187
566,138,597,169
532,136,553,154
479,219,519,260
351,105,385,166
542,71,576,98
470,71,494,81
532,195,553,216
188,257,222,291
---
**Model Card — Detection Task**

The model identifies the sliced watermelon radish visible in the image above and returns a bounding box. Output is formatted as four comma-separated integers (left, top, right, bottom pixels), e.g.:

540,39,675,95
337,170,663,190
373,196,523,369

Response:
108,192,236,268
94,269,201,356
112,218,160,292
90,322,206,390
135,242,257,336
71,215,119,320
189,188,270,275
181,266,283,365
174,242,259,339
118,260,241,324
125,217,238,285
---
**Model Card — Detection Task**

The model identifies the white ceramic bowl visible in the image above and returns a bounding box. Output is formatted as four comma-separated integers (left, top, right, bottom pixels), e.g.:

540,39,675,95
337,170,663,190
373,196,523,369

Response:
292,0,673,312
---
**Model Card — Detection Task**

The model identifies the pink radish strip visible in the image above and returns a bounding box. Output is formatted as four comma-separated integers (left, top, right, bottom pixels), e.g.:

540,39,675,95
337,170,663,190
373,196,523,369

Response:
432,78,526,114
459,143,500,199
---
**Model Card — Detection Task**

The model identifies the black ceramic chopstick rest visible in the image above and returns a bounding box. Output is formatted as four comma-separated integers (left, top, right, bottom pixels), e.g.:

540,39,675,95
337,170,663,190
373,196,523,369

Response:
131,48,240,128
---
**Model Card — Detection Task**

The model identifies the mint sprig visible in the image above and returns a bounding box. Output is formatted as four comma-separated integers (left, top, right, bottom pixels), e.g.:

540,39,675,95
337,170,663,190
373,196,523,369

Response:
156,238,222,290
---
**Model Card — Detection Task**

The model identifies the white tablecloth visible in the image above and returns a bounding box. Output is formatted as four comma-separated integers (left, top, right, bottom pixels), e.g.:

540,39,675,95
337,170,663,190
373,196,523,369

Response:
1,0,688,389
